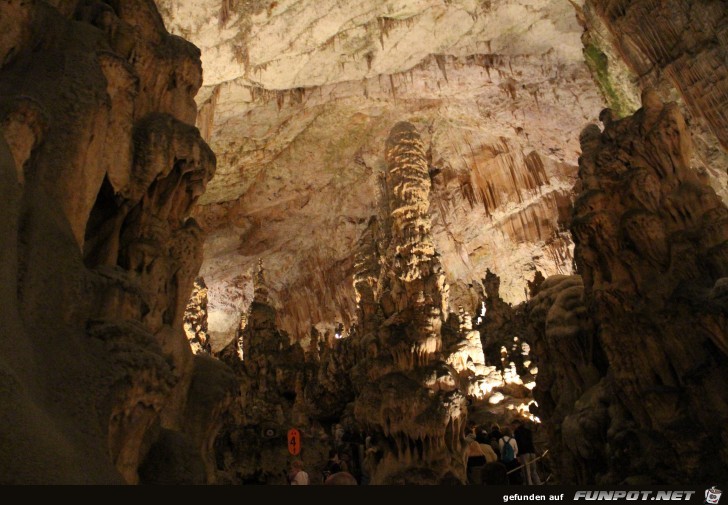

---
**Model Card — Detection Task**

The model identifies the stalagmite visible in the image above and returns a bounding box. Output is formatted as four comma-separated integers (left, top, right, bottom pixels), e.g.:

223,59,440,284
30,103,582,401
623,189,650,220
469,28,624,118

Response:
530,91,728,484
184,277,211,354
348,122,474,484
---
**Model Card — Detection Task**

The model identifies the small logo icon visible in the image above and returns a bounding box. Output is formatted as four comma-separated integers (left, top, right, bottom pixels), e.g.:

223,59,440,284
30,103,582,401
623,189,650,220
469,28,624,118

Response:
706,487,722,505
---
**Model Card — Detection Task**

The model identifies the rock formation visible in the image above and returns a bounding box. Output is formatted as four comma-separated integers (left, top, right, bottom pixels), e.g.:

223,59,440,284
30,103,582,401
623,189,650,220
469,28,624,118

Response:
475,270,531,381
443,307,499,400
352,122,469,484
157,0,597,347
185,277,211,354
528,275,606,484
3,0,727,487
194,123,539,485
579,0,728,201
210,262,340,484
380,122,448,351
587,0,728,152
0,0,227,484
472,269,539,417
530,91,728,484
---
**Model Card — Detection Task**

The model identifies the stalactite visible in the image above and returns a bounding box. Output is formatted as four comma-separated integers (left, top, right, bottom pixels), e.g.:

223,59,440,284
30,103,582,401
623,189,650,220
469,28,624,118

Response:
434,54,448,82
218,0,235,29
197,85,221,143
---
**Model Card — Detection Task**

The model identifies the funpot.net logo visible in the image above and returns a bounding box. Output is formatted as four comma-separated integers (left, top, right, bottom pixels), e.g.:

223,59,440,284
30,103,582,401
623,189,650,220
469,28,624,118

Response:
573,491,696,501
705,487,722,505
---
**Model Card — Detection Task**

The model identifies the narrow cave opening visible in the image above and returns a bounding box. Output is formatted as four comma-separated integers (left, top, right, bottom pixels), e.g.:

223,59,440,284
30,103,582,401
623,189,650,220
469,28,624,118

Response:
83,175,121,269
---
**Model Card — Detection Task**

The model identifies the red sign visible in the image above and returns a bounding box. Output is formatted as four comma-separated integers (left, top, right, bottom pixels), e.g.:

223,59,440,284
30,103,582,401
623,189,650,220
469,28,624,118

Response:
287,428,301,456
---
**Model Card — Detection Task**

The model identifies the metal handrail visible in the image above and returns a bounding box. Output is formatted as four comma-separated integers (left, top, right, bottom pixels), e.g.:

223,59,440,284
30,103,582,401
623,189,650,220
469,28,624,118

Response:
506,449,550,475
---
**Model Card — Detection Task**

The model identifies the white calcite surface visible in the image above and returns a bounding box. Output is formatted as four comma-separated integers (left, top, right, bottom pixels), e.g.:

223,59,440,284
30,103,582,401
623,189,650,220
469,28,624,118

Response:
158,0,606,347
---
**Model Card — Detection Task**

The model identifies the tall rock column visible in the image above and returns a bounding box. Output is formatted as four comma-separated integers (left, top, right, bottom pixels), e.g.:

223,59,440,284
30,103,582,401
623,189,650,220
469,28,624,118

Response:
569,90,728,482
354,123,467,485
380,122,449,365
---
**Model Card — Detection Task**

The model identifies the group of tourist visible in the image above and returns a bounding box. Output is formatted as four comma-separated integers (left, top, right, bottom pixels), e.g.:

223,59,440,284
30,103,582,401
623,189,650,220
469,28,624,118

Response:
465,418,543,485
288,419,542,485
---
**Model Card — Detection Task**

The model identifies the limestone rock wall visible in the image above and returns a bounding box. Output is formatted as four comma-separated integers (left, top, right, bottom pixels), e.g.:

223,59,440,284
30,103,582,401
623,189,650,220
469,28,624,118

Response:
529,91,728,484
156,0,605,348
581,0,728,201
0,0,220,484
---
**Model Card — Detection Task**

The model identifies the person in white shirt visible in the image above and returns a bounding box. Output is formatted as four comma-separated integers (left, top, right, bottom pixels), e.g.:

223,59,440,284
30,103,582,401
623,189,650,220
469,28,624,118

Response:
289,460,309,485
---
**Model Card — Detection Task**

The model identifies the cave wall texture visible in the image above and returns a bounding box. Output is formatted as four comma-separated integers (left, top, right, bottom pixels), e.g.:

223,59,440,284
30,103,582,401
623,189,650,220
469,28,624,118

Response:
153,0,728,355
524,0,728,484
583,0,728,201
0,0,226,484
529,90,728,484
157,0,604,348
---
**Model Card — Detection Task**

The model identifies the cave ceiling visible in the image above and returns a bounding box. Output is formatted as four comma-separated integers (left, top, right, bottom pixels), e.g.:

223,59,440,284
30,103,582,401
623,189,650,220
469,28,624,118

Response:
157,0,608,348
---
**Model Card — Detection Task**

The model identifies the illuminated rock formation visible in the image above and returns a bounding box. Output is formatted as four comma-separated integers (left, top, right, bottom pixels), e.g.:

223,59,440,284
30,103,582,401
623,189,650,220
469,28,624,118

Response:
158,0,596,346
477,269,533,378
4,0,727,486
353,122,468,484
380,122,448,359
184,277,211,354
471,269,539,418
444,307,500,399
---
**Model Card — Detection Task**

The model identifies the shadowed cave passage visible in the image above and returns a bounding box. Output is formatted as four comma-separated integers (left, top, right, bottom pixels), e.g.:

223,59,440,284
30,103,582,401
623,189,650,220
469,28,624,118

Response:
0,0,727,486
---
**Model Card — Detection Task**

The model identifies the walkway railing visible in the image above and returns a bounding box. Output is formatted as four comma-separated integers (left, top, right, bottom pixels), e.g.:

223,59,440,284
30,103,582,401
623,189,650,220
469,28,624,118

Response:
506,449,550,476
